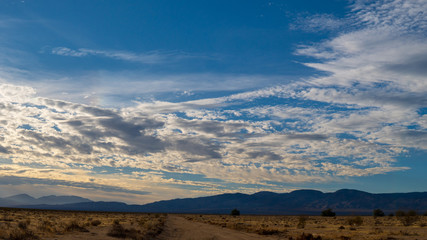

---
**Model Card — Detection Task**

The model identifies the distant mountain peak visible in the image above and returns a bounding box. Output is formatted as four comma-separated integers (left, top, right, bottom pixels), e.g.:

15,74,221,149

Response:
334,189,366,193
252,191,276,195
333,189,372,196
291,189,323,194
5,194,35,200
0,194,92,207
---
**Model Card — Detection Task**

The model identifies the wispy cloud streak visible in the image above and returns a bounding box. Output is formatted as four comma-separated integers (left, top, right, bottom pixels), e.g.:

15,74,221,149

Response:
50,47,199,64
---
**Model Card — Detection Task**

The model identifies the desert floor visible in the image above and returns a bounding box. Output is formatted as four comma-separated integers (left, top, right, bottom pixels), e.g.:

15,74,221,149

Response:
156,215,279,240
1,208,426,239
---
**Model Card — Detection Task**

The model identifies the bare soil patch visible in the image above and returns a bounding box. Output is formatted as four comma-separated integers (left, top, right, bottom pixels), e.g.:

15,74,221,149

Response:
157,215,280,240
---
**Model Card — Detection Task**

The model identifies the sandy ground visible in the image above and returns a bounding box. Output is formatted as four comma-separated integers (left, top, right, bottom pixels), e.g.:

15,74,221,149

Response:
42,215,281,240
156,215,281,240
45,226,119,240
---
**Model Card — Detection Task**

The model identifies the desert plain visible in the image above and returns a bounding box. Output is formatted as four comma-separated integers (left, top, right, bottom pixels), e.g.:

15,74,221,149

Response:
1,208,427,240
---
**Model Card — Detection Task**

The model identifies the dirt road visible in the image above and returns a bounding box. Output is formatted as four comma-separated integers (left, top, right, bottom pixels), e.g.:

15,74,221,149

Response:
156,215,282,240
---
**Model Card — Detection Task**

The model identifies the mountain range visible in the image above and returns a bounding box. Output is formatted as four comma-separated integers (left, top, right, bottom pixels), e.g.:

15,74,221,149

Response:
1,189,426,215
0,194,92,207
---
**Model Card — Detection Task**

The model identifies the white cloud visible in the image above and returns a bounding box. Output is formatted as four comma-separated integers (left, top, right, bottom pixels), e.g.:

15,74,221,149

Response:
351,0,427,32
290,13,346,32
50,47,201,64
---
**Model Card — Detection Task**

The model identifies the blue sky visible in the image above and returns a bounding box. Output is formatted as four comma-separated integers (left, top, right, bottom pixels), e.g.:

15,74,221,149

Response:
0,0,426,204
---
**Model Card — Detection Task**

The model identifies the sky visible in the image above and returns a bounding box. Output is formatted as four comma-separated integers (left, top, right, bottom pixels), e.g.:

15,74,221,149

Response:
0,0,426,204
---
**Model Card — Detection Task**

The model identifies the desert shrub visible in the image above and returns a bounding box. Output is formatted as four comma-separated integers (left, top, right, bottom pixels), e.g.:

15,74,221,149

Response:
370,227,383,234
107,222,127,238
321,208,335,217
373,209,385,217
64,220,89,232
141,217,166,238
38,220,55,233
396,230,419,236
91,219,102,226
290,233,322,240
17,221,28,230
256,228,280,235
400,216,419,226
9,228,40,240
297,215,308,229
347,216,363,226
396,211,419,226
230,208,240,216
107,221,144,240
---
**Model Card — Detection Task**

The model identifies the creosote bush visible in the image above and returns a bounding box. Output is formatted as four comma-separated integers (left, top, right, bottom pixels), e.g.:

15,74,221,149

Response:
64,220,89,232
256,229,280,235
395,210,419,226
347,216,363,226
107,221,130,238
230,208,240,216
321,208,336,217
289,233,322,240
373,209,385,217
91,219,102,226
9,228,40,240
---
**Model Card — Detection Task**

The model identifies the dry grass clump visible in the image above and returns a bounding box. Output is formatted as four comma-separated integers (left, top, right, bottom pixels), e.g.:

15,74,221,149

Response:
63,220,89,232
90,219,102,226
8,228,40,240
37,220,56,233
8,220,40,240
347,216,363,227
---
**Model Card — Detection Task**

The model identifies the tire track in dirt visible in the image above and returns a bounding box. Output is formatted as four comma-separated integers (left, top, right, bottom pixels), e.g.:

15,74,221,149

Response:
156,215,282,240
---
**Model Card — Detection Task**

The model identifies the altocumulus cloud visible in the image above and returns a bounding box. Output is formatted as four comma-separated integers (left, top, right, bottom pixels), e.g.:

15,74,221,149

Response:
0,0,425,200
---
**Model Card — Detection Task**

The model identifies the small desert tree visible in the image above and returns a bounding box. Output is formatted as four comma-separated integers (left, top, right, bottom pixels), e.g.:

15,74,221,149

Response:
230,208,240,216
321,208,336,217
395,210,419,226
373,209,385,217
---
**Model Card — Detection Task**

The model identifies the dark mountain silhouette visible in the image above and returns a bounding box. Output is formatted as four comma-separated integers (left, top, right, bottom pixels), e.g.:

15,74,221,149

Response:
0,194,92,207
3,189,427,215
2,194,35,205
